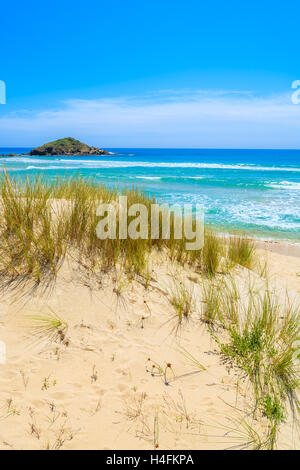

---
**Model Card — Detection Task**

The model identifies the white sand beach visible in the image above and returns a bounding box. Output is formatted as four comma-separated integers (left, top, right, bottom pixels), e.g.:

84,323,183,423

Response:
0,241,299,450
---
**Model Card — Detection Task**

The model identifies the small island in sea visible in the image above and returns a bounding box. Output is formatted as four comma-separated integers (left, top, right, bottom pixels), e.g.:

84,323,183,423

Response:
0,137,111,157
29,137,110,156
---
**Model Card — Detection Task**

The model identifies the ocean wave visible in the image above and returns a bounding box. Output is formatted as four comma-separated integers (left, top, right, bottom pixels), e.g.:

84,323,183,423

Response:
1,157,49,164
265,181,300,190
162,192,300,231
137,176,205,181
185,176,205,179
26,165,75,170
136,176,161,180
8,157,300,171
55,161,300,171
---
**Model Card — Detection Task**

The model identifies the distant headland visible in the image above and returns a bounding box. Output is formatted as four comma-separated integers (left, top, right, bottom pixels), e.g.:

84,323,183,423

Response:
0,137,111,157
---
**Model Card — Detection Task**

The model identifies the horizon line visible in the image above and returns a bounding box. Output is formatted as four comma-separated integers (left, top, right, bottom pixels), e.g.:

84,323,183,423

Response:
1,146,300,151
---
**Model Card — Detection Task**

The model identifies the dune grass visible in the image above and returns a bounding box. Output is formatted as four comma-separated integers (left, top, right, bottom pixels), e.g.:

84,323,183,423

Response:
201,280,223,325
0,174,64,282
169,280,194,325
0,173,238,287
228,236,255,269
208,282,300,449
201,230,223,276
27,309,69,345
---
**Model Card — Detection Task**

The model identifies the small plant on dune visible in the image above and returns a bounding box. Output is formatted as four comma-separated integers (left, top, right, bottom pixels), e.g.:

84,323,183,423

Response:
139,260,153,289
169,280,194,326
49,424,76,450
41,376,57,391
175,345,206,371
123,392,147,421
216,289,300,449
218,277,240,327
140,300,152,329
113,268,130,297
146,352,205,387
201,230,223,276
112,267,131,312
91,365,98,384
214,415,271,450
5,398,20,417
46,402,61,425
261,395,285,422
162,390,202,431
201,281,223,326
19,369,29,390
228,236,256,269
257,258,269,278
27,309,69,345
153,412,159,449
145,358,175,386
30,422,41,440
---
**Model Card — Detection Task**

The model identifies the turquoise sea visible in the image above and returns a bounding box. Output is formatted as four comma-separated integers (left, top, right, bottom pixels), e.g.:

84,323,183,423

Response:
0,148,299,241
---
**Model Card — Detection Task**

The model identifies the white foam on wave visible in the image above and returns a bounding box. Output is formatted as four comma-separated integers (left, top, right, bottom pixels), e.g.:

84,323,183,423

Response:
26,165,75,170
266,181,300,190
162,192,300,231
136,176,161,180
12,157,300,172
1,157,49,164
63,161,300,171
186,176,205,179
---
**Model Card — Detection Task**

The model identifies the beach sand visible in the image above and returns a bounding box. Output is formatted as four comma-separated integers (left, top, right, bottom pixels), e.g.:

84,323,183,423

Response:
0,242,299,450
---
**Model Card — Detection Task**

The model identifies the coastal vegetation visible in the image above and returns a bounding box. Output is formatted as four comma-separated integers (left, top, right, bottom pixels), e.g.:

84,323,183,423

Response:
0,173,258,285
209,286,299,448
0,173,298,450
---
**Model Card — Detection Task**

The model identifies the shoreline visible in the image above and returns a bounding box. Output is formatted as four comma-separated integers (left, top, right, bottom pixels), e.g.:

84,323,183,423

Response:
198,223,300,255
220,231,300,257
256,238,300,258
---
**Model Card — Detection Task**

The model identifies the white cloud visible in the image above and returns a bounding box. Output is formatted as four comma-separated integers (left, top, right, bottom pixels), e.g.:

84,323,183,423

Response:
0,90,300,148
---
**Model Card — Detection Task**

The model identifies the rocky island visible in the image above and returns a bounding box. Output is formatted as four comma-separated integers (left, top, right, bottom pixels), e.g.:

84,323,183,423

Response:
29,137,110,156
0,137,111,157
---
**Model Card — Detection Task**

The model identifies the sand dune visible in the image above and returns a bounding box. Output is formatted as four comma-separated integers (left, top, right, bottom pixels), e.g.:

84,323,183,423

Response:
0,243,299,450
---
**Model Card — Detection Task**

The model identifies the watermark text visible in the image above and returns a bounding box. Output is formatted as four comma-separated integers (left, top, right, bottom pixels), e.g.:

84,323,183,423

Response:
291,80,300,104
0,80,6,104
96,197,204,250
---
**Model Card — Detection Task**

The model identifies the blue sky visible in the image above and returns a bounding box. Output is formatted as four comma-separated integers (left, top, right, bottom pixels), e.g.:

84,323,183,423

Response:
1,0,300,148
